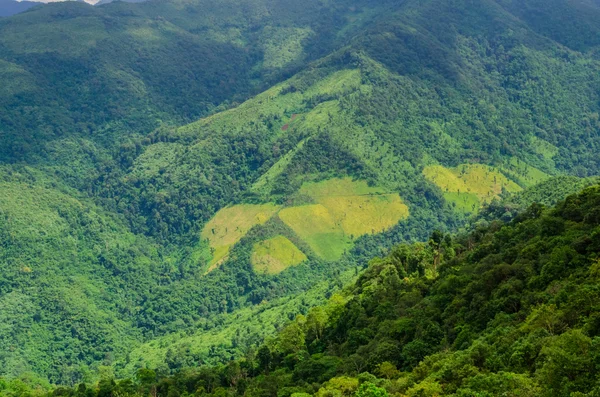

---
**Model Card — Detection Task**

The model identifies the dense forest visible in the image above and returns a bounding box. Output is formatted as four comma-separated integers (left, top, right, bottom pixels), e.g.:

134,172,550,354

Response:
5,182,600,396
1,0,600,389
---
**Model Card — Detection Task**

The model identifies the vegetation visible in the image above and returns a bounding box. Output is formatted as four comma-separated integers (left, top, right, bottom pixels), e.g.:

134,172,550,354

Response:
9,183,600,396
278,178,409,261
423,164,522,214
1,0,600,387
201,204,281,270
251,235,307,275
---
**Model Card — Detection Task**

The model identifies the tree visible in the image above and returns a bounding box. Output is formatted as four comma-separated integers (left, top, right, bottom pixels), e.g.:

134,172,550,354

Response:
355,382,388,397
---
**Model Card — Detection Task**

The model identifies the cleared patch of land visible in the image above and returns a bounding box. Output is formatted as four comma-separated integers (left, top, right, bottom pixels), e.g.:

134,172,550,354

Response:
279,178,409,260
204,178,409,268
320,195,409,236
201,203,280,269
501,158,550,188
278,204,350,261
423,164,522,213
251,235,307,274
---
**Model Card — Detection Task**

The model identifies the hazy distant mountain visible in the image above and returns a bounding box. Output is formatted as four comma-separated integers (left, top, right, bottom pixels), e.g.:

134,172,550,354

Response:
95,0,147,5
0,0,146,9
0,0,38,16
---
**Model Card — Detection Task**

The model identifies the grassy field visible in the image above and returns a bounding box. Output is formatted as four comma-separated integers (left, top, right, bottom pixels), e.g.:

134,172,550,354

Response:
298,177,383,197
278,204,350,261
201,203,281,269
501,157,550,188
279,178,409,260
251,235,307,274
320,194,409,236
423,164,522,213
204,178,408,268
443,192,481,213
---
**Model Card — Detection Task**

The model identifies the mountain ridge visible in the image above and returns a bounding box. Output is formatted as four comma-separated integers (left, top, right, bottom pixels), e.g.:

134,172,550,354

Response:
1,0,600,387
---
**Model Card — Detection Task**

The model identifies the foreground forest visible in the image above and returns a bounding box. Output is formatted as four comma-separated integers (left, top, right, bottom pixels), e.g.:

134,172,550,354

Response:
5,182,600,396
2,0,600,389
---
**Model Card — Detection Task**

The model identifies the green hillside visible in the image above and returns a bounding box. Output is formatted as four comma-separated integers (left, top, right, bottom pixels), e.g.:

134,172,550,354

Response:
0,0,394,166
1,0,600,388
13,184,600,396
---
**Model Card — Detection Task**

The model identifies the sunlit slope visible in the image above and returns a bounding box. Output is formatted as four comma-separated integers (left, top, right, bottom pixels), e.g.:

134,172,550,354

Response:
251,235,307,274
127,34,592,248
423,164,522,213
278,178,408,260
200,203,281,269
201,178,409,267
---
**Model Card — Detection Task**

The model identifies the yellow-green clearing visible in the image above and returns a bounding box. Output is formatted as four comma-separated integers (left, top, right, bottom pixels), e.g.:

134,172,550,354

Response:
501,158,550,188
278,204,350,261
201,203,280,270
423,164,522,213
251,236,307,274
203,178,409,269
279,178,409,260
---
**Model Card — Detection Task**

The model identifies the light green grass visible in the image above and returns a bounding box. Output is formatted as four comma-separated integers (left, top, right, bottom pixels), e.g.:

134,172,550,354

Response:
279,178,409,260
278,204,351,261
252,235,307,274
201,203,281,270
501,157,550,188
423,164,522,205
298,177,384,197
443,192,481,214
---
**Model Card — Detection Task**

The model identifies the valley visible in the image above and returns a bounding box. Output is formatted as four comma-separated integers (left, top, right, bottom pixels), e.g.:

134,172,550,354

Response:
0,0,600,393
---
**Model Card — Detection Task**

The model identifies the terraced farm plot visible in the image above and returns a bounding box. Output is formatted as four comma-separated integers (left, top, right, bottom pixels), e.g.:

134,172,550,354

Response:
251,236,307,274
279,178,409,260
319,195,408,236
423,164,522,213
201,203,280,270
278,204,350,261
501,158,550,188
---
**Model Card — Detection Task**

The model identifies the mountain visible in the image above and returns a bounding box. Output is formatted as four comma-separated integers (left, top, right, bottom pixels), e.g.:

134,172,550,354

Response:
0,0,39,16
8,183,600,396
1,0,600,387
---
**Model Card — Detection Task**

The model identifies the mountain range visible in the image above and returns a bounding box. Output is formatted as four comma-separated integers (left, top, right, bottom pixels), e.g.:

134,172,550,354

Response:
0,0,600,390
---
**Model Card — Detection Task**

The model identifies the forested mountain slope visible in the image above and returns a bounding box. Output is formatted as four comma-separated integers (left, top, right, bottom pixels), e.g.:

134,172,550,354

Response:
1,0,600,387
0,0,393,167
9,183,600,396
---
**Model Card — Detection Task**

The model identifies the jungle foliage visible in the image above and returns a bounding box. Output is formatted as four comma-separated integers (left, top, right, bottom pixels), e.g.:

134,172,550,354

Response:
8,183,600,396
1,0,600,387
